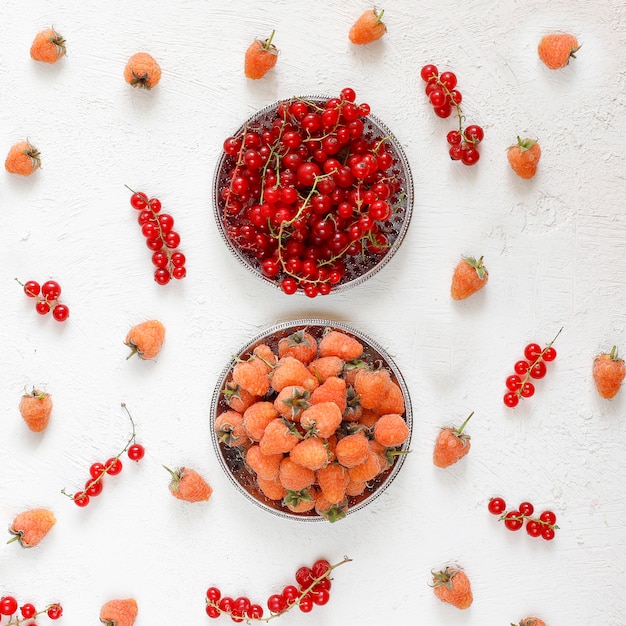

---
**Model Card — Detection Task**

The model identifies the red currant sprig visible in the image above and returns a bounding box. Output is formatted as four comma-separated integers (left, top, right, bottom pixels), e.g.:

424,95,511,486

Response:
205,556,351,622
420,64,484,166
61,403,144,507
503,328,562,407
488,497,559,541
126,185,186,285
0,597,63,622
16,279,70,322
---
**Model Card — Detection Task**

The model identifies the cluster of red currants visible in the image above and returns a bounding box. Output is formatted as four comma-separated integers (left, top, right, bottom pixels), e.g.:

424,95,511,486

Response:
420,64,484,166
127,187,186,285
62,404,144,507
17,279,69,322
218,88,407,297
205,557,351,622
503,329,562,407
0,597,62,622
488,497,559,541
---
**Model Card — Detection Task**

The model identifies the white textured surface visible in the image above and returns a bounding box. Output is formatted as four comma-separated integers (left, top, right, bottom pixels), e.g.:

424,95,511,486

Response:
1,0,625,624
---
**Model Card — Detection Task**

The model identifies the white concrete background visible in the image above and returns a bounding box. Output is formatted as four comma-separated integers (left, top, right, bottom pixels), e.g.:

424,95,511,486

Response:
1,0,625,624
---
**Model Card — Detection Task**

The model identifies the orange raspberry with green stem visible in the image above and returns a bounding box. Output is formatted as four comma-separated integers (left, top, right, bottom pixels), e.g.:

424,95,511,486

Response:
349,9,386,45
273,385,311,421
100,598,138,626
30,27,66,63
278,329,318,364
317,462,350,504
257,475,286,501
244,30,278,80
451,256,488,300
259,417,301,455
245,444,284,481
432,565,473,609
8,508,56,547
373,413,410,447
124,52,161,89
278,456,316,491
593,345,625,399
507,137,541,179
354,367,392,409
308,356,345,382
243,401,279,441
164,466,212,502
125,319,165,360
289,437,330,471
310,376,347,413
221,381,257,413
538,33,579,69
19,387,53,432
433,411,473,468
215,410,247,447
319,330,364,361
5,140,41,176
270,356,319,393
300,402,343,439
335,432,370,468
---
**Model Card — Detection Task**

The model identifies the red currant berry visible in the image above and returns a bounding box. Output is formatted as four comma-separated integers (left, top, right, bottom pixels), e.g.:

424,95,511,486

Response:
158,213,174,233
461,146,480,166
206,605,220,618
21,604,37,619
281,585,299,606
130,192,148,210
519,501,535,517
439,71,457,90
446,130,462,145
340,87,356,102
164,231,181,249
85,479,103,497
526,520,542,537
41,280,61,300
520,382,535,398
206,587,221,603
218,597,235,613
429,89,446,108
420,64,438,81
154,268,171,285
506,374,522,391
449,145,463,160
298,595,314,613
234,597,251,614
267,594,287,614
524,343,542,361
89,462,106,479
541,526,556,541
152,250,169,268
35,300,51,315
172,266,186,280
52,303,70,322
503,392,519,408
542,346,557,361
148,198,162,213
281,277,298,295
246,605,264,619
514,360,530,375
74,492,90,507
295,566,314,588
47,604,63,620
433,104,452,118
529,361,547,379
312,578,331,592
23,280,41,297
464,125,484,144
539,510,557,526
105,458,123,475
312,558,331,578
488,497,507,515
312,588,330,605
0,596,18,616
504,511,523,531
128,443,145,461
171,251,186,267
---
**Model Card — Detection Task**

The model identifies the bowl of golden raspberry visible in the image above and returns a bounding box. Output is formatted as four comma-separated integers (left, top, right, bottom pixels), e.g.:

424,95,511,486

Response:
210,319,412,522
213,88,414,297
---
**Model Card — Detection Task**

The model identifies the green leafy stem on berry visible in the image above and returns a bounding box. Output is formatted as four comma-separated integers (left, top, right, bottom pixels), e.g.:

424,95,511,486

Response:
61,403,139,502
513,327,563,400
206,556,352,622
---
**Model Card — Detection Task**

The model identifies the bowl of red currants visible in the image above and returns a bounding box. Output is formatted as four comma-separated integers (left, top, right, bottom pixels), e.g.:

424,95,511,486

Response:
213,88,414,297
210,319,412,522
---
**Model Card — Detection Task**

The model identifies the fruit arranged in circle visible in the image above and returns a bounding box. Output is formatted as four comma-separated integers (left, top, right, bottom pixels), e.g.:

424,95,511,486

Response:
433,411,473,468
488,496,559,540
507,137,541,179
124,52,161,89
244,31,278,79
503,329,562,407
5,140,41,175
431,565,473,610
30,27,66,63
213,324,411,521
127,187,186,284
100,598,138,626
420,64,483,165
538,33,579,69
19,388,53,432
8,508,56,548
205,557,350,621
450,256,488,300
61,404,144,507
125,320,166,360
215,89,412,296
349,9,386,45
592,345,625,399
16,278,69,321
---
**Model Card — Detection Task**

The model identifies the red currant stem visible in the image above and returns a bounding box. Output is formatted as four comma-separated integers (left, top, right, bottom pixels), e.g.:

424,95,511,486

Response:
430,76,468,140
498,512,559,530
206,557,352,623
6,604,61,625
61,403,139,500
514,327,563,399
455,411,474,435
15,277,58,311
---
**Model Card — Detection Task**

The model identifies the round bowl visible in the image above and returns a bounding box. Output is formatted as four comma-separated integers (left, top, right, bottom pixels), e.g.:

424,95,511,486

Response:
213,93,414,296
210,319,412,521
